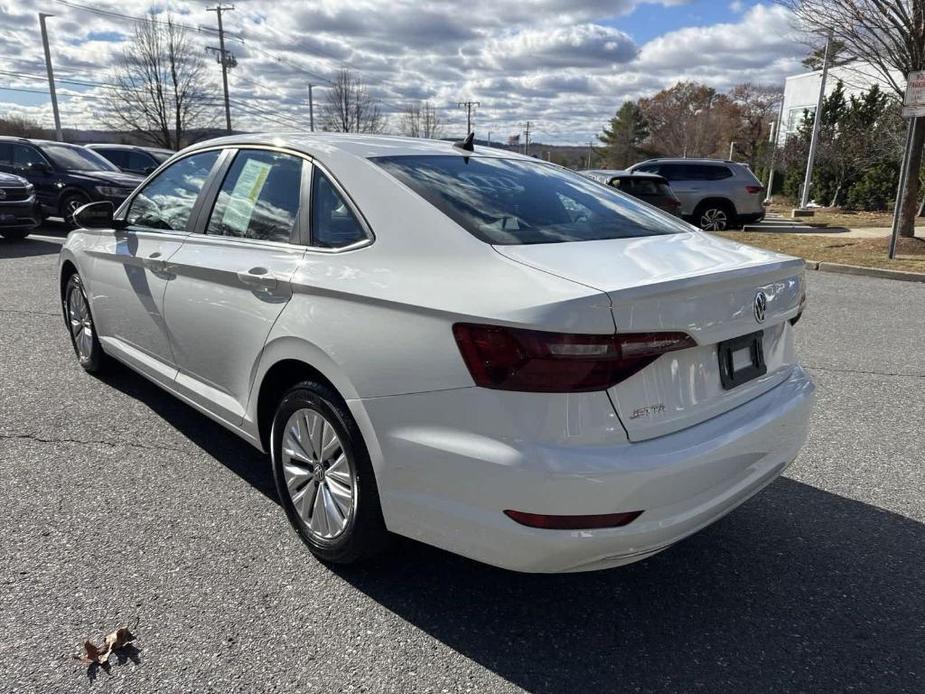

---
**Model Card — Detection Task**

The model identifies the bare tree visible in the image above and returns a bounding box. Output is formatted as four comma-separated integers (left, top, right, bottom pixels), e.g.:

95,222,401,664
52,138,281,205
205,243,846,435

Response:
0,115,46,138
399,101,443,138
728,83,783,168
103,14,214,150
779,0,925,236
321,69,386,134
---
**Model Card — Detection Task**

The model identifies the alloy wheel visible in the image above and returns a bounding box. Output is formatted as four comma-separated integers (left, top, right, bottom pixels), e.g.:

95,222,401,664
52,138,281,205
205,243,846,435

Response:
281,407,356,541
699,207,728,231
67,283,94,361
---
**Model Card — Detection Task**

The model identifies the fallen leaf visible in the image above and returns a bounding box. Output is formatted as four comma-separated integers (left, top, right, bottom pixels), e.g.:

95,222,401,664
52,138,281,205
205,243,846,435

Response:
76,622,138,667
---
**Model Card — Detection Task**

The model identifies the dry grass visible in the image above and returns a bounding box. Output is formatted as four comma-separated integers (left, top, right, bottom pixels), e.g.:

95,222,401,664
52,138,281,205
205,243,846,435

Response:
766,202,895,229
715,232,925,273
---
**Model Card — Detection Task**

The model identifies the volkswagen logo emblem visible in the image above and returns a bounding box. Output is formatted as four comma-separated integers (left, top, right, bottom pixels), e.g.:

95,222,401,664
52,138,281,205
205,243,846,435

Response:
754,291,768,323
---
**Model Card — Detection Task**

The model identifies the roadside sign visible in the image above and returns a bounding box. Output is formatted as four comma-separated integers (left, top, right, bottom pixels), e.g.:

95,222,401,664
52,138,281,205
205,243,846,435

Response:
901,70,925,117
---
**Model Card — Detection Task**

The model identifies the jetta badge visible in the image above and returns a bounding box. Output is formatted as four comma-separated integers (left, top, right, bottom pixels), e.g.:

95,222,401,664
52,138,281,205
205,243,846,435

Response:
754,291,768,323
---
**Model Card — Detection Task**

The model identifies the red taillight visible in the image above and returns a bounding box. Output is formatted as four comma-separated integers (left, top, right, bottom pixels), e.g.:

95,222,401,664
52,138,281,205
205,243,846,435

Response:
452,323,695,392
746,185,764,195
504,509,643,530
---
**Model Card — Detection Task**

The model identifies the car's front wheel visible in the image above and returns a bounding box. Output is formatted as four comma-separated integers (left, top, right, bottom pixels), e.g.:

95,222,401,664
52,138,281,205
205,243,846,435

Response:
63,273,108,373
271,380,389,564
694,201,736,231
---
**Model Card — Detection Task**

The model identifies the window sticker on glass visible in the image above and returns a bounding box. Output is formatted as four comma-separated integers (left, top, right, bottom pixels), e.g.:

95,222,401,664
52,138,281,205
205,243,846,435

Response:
221,158,272,236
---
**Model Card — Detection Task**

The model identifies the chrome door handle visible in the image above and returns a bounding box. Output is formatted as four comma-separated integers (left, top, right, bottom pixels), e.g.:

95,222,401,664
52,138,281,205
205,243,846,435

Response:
236,268,277,290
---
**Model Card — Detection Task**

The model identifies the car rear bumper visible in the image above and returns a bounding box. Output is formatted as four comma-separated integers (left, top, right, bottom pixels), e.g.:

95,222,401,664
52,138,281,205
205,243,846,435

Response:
357,365,815,573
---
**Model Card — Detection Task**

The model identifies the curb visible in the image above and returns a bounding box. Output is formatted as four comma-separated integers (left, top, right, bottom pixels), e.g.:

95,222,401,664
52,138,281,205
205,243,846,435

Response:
804,259,925,283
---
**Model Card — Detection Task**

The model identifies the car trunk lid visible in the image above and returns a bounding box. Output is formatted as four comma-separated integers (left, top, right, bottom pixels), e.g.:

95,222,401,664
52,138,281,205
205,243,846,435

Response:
493,231,805,441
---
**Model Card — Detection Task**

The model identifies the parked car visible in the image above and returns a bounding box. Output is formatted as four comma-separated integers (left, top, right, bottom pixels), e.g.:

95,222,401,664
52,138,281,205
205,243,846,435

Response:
628,158,766,231
0,137,143,226
581,169,682,216
0,171,42,240
59,134,813,573
85,143,173,176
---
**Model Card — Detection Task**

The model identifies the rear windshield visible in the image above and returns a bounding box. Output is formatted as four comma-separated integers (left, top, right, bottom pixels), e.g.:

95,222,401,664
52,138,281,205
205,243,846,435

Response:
619,178,673,197
373,155,689,245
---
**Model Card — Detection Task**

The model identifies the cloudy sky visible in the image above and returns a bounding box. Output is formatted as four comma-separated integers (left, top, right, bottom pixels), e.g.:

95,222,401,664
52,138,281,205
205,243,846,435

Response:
1,0,808,144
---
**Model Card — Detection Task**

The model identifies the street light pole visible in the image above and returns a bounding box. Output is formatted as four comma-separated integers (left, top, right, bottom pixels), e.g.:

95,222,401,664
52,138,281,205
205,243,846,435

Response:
800,30,833,209
38,13,62,142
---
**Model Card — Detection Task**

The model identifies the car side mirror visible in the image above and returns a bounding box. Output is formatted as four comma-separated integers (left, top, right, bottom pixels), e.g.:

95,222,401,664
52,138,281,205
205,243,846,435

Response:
73,201,116,229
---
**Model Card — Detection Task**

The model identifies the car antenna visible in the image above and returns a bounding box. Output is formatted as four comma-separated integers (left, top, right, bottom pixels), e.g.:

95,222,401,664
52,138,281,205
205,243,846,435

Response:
453,131,475,152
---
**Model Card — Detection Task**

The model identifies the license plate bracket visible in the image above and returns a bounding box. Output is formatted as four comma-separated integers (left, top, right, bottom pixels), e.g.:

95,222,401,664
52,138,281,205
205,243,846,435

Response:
718,330,766,390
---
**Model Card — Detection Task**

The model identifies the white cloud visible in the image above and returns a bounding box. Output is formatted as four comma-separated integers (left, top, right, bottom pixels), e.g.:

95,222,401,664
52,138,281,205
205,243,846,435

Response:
0,1,805,145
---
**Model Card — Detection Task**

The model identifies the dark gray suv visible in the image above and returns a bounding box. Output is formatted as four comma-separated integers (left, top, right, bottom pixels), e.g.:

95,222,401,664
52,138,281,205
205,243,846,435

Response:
629,158,766,231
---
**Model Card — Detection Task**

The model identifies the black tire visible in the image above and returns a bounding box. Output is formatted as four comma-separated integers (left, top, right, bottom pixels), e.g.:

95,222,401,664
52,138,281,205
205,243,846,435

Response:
63,273,108,374
60,192,89,228
270,380,389,564
693,200,737,231
0,229,30,240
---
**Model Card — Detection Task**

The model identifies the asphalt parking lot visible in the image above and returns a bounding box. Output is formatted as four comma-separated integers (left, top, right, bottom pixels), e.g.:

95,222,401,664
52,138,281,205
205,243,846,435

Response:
1,226,923,693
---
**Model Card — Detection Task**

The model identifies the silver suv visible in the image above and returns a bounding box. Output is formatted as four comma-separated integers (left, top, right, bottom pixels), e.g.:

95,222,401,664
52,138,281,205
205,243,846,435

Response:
628,158,766,231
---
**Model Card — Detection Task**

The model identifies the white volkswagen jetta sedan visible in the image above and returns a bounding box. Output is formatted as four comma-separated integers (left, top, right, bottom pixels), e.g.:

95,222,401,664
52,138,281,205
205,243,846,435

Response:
59,134,814,573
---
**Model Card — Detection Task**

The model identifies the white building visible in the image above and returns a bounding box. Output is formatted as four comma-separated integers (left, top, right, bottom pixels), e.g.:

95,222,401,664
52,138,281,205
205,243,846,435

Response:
777,61,904,145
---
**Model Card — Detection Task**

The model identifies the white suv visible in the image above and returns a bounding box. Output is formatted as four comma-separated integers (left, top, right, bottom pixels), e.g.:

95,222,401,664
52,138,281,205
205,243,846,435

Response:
629,158,766,231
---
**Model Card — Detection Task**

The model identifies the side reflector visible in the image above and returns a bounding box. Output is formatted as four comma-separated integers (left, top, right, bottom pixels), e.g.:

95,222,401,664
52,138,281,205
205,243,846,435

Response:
504,509,643,530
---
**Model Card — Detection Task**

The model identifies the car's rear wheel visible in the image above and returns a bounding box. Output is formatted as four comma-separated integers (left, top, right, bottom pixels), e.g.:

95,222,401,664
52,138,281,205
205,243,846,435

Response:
64,273,108,373
60,192,89,228
694,201,736,231
271,380,389,564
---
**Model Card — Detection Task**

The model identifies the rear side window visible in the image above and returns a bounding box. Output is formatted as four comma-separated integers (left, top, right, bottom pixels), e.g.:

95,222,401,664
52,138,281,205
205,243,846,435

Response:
311,171,367,248
126,150,219,231
374,155,688,245
206,150,303,243
99,149,128,168
12,145,47,170
127,151,155,172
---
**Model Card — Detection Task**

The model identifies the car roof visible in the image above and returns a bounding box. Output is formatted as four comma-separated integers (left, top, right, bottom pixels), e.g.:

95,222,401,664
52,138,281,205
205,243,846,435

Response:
634,158,739,166
182,132,536,163
582,168,666,180
85,143,174,154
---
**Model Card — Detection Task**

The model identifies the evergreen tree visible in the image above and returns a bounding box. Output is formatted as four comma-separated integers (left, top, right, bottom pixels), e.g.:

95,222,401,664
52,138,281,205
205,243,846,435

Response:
598,102,649,168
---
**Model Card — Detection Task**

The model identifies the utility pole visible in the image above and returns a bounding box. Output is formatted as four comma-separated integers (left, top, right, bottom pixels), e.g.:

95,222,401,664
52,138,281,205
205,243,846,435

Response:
800,29,832,210
38,13,62,142
487,131,491,147
308,83,315,132
523,121,531,155
587,140,594,169
765,96,786,203
456,100,480,133
207,5,236,134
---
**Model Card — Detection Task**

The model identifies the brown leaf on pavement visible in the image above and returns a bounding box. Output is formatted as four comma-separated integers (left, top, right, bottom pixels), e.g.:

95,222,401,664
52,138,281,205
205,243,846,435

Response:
76,623,138,667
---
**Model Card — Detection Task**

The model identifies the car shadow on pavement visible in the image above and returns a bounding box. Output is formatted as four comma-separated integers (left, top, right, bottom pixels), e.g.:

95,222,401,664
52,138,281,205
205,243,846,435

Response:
0,237,63,258
333,479,924,694
91,362,923,692
97,361,278,502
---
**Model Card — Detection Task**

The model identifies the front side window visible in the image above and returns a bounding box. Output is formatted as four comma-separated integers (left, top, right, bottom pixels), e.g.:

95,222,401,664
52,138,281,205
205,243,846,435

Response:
12,145,48,170
311,170,367,248
126,150,219,231
374,155,688,245
206,150,303,243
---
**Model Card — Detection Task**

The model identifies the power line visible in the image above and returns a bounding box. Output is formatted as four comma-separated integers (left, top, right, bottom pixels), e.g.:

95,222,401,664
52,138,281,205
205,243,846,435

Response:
54,0,245,43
